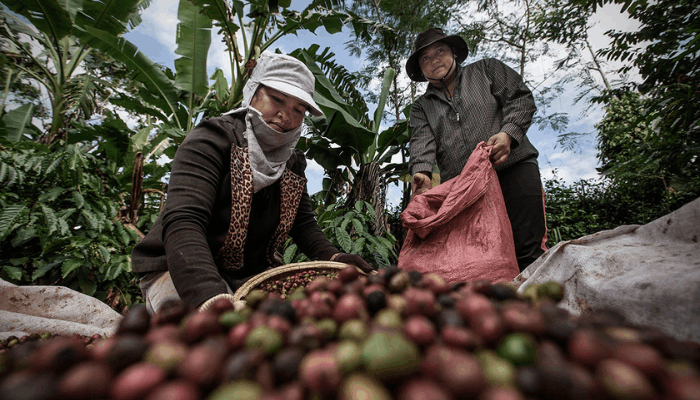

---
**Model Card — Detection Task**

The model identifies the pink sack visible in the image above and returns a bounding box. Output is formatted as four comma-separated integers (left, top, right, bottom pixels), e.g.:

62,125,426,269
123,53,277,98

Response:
398,142,519,283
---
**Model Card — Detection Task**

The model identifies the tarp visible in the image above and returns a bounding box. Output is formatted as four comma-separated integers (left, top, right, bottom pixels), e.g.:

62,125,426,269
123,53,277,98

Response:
0,279,122,340
514,197,700,343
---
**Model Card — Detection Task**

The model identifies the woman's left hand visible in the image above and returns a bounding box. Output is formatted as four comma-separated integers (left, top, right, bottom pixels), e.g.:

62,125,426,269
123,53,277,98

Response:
486,132,512,165
331,253,373,273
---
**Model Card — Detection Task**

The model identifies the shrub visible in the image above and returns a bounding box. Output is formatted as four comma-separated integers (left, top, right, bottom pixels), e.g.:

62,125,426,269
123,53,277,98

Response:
0,141,142,312
282,200,397,268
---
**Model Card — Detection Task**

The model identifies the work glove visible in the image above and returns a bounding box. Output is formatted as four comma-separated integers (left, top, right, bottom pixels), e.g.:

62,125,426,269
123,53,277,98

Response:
330,253,373,273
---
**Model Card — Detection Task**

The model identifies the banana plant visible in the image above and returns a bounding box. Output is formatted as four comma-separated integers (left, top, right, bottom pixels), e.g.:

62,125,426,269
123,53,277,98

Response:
292,46,410,218
0,0,150,142
78,0,207,141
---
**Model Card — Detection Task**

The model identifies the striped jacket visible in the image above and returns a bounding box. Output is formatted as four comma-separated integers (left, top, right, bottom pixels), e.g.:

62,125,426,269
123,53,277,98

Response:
409,58,539,182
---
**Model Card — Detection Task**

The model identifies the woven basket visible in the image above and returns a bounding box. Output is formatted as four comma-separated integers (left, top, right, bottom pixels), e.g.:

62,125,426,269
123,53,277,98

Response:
232,261,355,301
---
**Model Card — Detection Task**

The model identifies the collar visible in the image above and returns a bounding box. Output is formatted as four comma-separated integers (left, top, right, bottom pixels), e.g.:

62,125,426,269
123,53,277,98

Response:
424,64,463,101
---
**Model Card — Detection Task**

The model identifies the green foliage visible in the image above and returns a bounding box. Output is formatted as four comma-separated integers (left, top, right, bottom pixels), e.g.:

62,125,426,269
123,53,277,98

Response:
0,0,149,141
0,141,142,311
293,47,410,211
282,201,397,268
543,172,675,246
582,0,699,197
595,91,700,211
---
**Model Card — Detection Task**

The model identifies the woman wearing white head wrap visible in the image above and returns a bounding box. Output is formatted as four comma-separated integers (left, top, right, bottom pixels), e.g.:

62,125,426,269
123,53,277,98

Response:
132,52,371,313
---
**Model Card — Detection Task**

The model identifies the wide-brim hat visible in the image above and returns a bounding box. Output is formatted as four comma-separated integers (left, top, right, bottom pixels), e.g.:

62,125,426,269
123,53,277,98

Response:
405,28,469,82
246,52,324,117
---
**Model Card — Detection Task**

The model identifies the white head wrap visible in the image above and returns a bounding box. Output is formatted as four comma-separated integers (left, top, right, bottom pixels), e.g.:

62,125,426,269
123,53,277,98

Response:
225,52,322,192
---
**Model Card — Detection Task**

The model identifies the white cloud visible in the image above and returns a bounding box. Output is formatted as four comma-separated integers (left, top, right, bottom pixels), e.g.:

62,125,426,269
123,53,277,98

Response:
539,148,601,184
136,0,178,56
386,183,404,208
306,159,325,173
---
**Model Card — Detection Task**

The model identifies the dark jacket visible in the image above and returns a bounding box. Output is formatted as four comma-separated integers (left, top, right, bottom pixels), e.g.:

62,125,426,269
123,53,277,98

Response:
131,112,338,307
409,58,538,182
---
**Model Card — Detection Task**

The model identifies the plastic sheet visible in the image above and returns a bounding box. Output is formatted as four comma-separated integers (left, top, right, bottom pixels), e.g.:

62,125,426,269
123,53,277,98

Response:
399,142,519,283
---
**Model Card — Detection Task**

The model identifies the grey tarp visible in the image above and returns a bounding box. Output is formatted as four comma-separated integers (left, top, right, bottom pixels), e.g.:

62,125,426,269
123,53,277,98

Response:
514,197,700,343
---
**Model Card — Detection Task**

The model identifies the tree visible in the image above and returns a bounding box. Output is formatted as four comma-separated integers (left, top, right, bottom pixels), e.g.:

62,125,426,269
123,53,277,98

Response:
293,46,410,235
531,0,622,150
0,0,150,142
595,91,699,213
598,0,699,197
559,0,700,206
347,0,464,115
450,0,596,143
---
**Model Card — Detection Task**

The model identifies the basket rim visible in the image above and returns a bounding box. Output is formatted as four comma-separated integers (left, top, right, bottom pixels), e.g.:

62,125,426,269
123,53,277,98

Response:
232,260,353,301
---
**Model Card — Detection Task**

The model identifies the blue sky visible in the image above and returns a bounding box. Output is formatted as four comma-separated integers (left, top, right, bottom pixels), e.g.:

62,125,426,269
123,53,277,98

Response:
123,0,637,207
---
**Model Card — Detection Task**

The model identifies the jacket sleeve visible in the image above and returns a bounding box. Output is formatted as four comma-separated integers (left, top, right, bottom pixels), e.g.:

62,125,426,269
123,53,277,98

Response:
288,150,340,261
486,58,537,148
408,100,437,176
160,117,234,308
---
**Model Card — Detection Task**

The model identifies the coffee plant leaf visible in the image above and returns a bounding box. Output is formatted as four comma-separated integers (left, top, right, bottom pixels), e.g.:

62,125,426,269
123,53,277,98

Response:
68,236,93,248
283,243,298,264
352,237,365,255
80,208,98,230
42,238,71,256
11,226,37,248
375,236,395,250
97,245,112,264
113,220,133,246
57,217,70,236
340,218,351,233
354,200,364,213
40,204,58,235
38,187,65,203
336,227,353,253
31,263,55,281
352,218,364,235
367,236,389,261
3,265,22,280
364,202,376,218
61,258,84,279
0,204,27,240
106,261,124,281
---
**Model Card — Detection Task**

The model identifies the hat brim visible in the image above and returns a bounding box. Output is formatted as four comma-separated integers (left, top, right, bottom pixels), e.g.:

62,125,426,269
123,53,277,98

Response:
405,36,469,82
261,79,324,117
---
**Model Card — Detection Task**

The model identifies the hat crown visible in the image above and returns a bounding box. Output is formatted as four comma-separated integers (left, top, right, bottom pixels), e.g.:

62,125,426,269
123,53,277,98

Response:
405,28,469,82
251,53,315,100
244,52,323,117
415,28,449,51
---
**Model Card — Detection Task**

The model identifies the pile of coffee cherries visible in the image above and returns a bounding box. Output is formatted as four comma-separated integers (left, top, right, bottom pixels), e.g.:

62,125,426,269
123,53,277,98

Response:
256,269,338,298
1,265,699,400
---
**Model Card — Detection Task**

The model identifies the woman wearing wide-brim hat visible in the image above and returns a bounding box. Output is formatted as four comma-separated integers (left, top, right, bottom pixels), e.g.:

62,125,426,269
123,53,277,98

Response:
131,52,372,313
406,27,548,272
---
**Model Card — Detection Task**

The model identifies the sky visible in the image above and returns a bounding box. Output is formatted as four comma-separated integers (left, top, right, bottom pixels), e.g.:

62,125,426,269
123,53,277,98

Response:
123,0,640,207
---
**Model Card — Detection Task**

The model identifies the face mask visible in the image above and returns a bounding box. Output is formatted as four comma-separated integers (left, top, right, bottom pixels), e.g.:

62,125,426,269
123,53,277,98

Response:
247,108,300,152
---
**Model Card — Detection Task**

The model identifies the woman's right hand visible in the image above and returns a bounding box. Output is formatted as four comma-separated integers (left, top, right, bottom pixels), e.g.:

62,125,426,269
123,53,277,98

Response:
411,172,432,199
